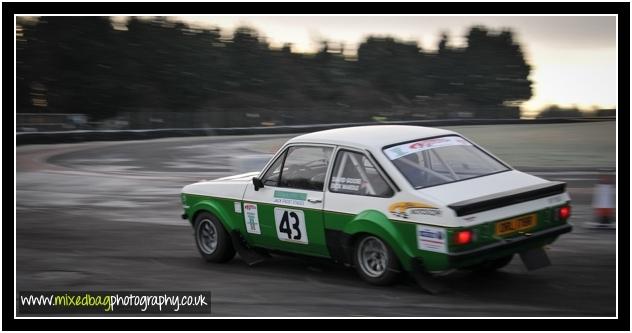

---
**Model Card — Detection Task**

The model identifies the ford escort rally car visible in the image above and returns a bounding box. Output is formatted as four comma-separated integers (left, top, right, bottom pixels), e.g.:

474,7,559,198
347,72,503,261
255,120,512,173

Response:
181,125,572,287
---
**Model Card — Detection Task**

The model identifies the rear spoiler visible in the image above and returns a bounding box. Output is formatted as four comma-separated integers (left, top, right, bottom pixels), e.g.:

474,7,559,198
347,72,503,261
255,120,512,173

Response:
448,181,567,217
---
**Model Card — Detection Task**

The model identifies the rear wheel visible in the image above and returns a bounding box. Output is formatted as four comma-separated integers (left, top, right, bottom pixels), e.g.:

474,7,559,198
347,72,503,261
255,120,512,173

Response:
353,235,400,285
194,212,235,263
466,254,514,273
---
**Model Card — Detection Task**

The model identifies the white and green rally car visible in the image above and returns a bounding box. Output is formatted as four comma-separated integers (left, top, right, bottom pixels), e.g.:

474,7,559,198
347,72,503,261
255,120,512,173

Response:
181,125,572,287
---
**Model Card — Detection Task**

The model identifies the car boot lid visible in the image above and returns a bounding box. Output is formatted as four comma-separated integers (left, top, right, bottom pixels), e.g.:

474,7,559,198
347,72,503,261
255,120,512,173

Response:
418,170,567,217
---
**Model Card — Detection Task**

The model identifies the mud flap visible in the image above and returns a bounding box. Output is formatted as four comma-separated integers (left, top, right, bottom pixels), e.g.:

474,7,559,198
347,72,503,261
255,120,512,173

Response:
519,247,551,271
230,231,270,266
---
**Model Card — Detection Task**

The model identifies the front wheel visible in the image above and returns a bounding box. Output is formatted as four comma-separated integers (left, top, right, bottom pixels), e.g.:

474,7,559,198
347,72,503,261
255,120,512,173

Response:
194,213,236,263
353,235,400,285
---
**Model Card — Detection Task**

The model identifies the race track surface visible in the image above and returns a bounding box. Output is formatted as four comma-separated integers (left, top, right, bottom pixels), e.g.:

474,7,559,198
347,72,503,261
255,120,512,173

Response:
16,122,617,317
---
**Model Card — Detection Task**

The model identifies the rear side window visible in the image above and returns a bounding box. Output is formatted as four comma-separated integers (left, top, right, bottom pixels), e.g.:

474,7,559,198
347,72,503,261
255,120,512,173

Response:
329,150,394,197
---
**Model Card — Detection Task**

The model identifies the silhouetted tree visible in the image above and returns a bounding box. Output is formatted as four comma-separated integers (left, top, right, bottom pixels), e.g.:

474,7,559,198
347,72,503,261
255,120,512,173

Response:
16,17,535,127
357,37,428,99
20,16,118,119
536,105,583,118
462,26,532,118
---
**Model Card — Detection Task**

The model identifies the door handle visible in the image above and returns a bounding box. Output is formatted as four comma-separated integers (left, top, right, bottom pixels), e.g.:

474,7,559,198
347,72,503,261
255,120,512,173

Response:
307,198,322,203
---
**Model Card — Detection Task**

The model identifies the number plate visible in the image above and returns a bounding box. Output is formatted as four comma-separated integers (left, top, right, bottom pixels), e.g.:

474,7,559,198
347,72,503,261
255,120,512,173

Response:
495,214,537,236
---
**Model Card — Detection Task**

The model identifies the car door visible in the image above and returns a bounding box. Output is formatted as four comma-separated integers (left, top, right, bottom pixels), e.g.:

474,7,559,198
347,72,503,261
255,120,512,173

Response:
241,144,334,257
324,148,397,232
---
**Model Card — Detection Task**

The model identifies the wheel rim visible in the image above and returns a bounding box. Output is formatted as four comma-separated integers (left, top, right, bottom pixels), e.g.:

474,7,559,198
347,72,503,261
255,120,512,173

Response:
357,236,388,278
197,219,218,254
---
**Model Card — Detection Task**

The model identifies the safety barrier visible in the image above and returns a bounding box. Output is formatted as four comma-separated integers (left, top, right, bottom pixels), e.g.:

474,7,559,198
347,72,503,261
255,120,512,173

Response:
16,117,615,145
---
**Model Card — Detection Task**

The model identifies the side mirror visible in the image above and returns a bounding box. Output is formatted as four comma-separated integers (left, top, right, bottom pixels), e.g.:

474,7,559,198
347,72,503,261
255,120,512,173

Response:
252,177,264,191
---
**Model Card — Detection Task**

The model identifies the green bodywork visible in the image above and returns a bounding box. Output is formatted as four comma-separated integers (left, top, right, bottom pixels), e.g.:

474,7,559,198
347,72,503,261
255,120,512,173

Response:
182,193,570,272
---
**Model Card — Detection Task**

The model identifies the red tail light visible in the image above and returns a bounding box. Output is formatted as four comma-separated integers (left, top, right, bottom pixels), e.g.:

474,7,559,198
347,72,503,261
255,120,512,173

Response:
454,230,473,245
559,206,571,220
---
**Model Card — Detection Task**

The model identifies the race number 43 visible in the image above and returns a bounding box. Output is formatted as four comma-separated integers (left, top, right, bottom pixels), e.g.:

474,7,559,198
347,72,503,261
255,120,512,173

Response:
273,208,308,244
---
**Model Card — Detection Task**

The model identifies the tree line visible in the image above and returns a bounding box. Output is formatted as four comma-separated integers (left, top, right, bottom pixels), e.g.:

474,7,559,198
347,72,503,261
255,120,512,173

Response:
16,17,533,128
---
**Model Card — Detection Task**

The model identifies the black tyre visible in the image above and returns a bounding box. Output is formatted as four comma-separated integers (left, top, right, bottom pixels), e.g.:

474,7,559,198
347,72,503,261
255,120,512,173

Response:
466,254,514,273
194,212,236,263
353,235,401,286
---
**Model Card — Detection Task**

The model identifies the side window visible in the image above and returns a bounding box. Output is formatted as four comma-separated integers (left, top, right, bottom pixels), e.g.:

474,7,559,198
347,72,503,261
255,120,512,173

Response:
329,150,394,197
279,146,333,191
261,150,286,186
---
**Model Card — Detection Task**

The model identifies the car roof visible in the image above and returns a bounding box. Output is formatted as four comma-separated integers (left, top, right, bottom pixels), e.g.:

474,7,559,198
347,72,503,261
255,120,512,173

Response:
287,125,458,151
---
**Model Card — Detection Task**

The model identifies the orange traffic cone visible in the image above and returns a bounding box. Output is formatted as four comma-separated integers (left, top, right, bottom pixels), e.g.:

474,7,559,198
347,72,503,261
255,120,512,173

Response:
591,174,615,229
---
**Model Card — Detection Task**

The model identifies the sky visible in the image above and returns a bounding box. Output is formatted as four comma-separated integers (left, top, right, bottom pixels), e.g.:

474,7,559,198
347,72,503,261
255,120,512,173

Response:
171,15,617,117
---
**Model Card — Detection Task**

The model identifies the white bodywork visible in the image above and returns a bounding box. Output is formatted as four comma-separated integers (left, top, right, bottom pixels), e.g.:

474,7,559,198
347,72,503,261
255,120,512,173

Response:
183,171,257,200
182,125,570,227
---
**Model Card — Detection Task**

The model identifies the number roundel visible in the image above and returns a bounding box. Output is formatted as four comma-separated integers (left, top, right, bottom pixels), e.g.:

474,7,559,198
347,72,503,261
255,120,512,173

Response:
274,208,308,244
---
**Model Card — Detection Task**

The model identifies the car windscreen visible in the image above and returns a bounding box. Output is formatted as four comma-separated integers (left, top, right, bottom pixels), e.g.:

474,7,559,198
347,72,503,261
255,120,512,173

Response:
383,136,510,188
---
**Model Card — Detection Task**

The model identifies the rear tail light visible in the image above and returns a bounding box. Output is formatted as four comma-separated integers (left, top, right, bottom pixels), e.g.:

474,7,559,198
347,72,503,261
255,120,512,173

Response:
558,205,571,220
454,230,473,245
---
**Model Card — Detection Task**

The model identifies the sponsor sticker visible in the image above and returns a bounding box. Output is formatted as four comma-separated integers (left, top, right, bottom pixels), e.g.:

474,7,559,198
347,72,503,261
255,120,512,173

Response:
234,201,242,214
243,203,261,234
416,225,447,253
384,136,471,160
388,201,442,219
330,176,363,192
273,190,307,206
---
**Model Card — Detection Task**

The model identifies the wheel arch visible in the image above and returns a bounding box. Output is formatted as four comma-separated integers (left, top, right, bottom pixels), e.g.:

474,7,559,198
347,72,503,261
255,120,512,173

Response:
340,209,416,271
189,200,239,232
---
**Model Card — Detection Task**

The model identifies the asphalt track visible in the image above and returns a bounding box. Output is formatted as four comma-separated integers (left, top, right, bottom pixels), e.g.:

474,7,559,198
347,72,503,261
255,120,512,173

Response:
16,122,617,317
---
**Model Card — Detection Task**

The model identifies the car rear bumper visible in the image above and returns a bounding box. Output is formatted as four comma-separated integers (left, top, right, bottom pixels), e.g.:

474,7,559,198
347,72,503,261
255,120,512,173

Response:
447,223,573,266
